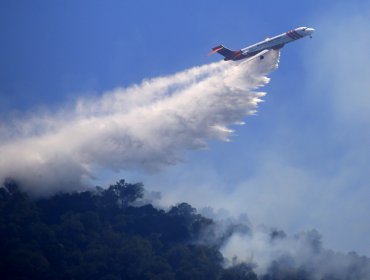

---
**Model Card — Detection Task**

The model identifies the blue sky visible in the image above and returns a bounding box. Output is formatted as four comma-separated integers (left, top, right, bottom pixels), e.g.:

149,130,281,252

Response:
1,0,370,256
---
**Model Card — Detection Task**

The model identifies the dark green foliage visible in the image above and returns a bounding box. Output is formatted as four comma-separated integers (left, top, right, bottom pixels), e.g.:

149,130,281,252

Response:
0,179,232,280
106,179,144,208
221,263,258,280
4,179,363,279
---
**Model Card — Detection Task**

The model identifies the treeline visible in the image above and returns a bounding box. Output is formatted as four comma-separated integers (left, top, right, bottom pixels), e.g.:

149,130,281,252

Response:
0,179,257,280
2,179,369,280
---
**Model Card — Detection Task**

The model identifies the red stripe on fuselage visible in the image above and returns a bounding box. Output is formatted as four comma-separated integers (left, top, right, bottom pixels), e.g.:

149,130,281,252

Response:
292,30,303,38
286,31,296,39
287,30,300,40
233,50,243,59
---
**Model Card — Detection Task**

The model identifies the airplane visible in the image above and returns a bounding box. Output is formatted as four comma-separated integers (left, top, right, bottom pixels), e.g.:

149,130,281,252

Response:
208,26,315,62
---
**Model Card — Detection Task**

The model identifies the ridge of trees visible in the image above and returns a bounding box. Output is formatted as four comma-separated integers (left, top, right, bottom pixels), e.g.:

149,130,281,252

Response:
0,179,257,280
2,179,368,280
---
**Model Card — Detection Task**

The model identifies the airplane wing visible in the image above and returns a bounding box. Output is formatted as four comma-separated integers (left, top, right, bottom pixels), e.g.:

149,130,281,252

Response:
244,49,270,63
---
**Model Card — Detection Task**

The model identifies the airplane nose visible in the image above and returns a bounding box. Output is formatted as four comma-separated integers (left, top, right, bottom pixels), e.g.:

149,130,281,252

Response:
306,28,315,34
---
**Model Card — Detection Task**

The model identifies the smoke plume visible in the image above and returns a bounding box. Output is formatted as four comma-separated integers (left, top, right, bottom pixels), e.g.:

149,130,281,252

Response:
200,212,370,280
0,51,280,195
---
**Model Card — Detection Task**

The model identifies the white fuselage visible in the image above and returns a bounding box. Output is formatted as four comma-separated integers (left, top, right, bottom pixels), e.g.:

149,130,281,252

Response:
241,27,314,57
209,26,315,61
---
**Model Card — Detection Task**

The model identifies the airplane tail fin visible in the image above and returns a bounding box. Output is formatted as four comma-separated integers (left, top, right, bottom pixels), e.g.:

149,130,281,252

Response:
208,45,238,61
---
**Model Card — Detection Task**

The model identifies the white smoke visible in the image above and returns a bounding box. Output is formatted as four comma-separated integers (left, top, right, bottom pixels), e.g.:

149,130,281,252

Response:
220,224,370,279
0,50,279,196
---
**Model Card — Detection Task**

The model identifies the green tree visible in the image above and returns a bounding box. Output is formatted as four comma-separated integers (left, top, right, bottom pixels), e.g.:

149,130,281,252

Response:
107,179,144,208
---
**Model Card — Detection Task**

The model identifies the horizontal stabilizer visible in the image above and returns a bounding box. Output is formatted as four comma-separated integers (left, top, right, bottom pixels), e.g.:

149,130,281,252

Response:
208,45,224,56
208,45,237,60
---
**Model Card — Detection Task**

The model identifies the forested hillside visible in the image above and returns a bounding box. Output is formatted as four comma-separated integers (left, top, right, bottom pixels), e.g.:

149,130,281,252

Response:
1,179,369,280
0,179,257,280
